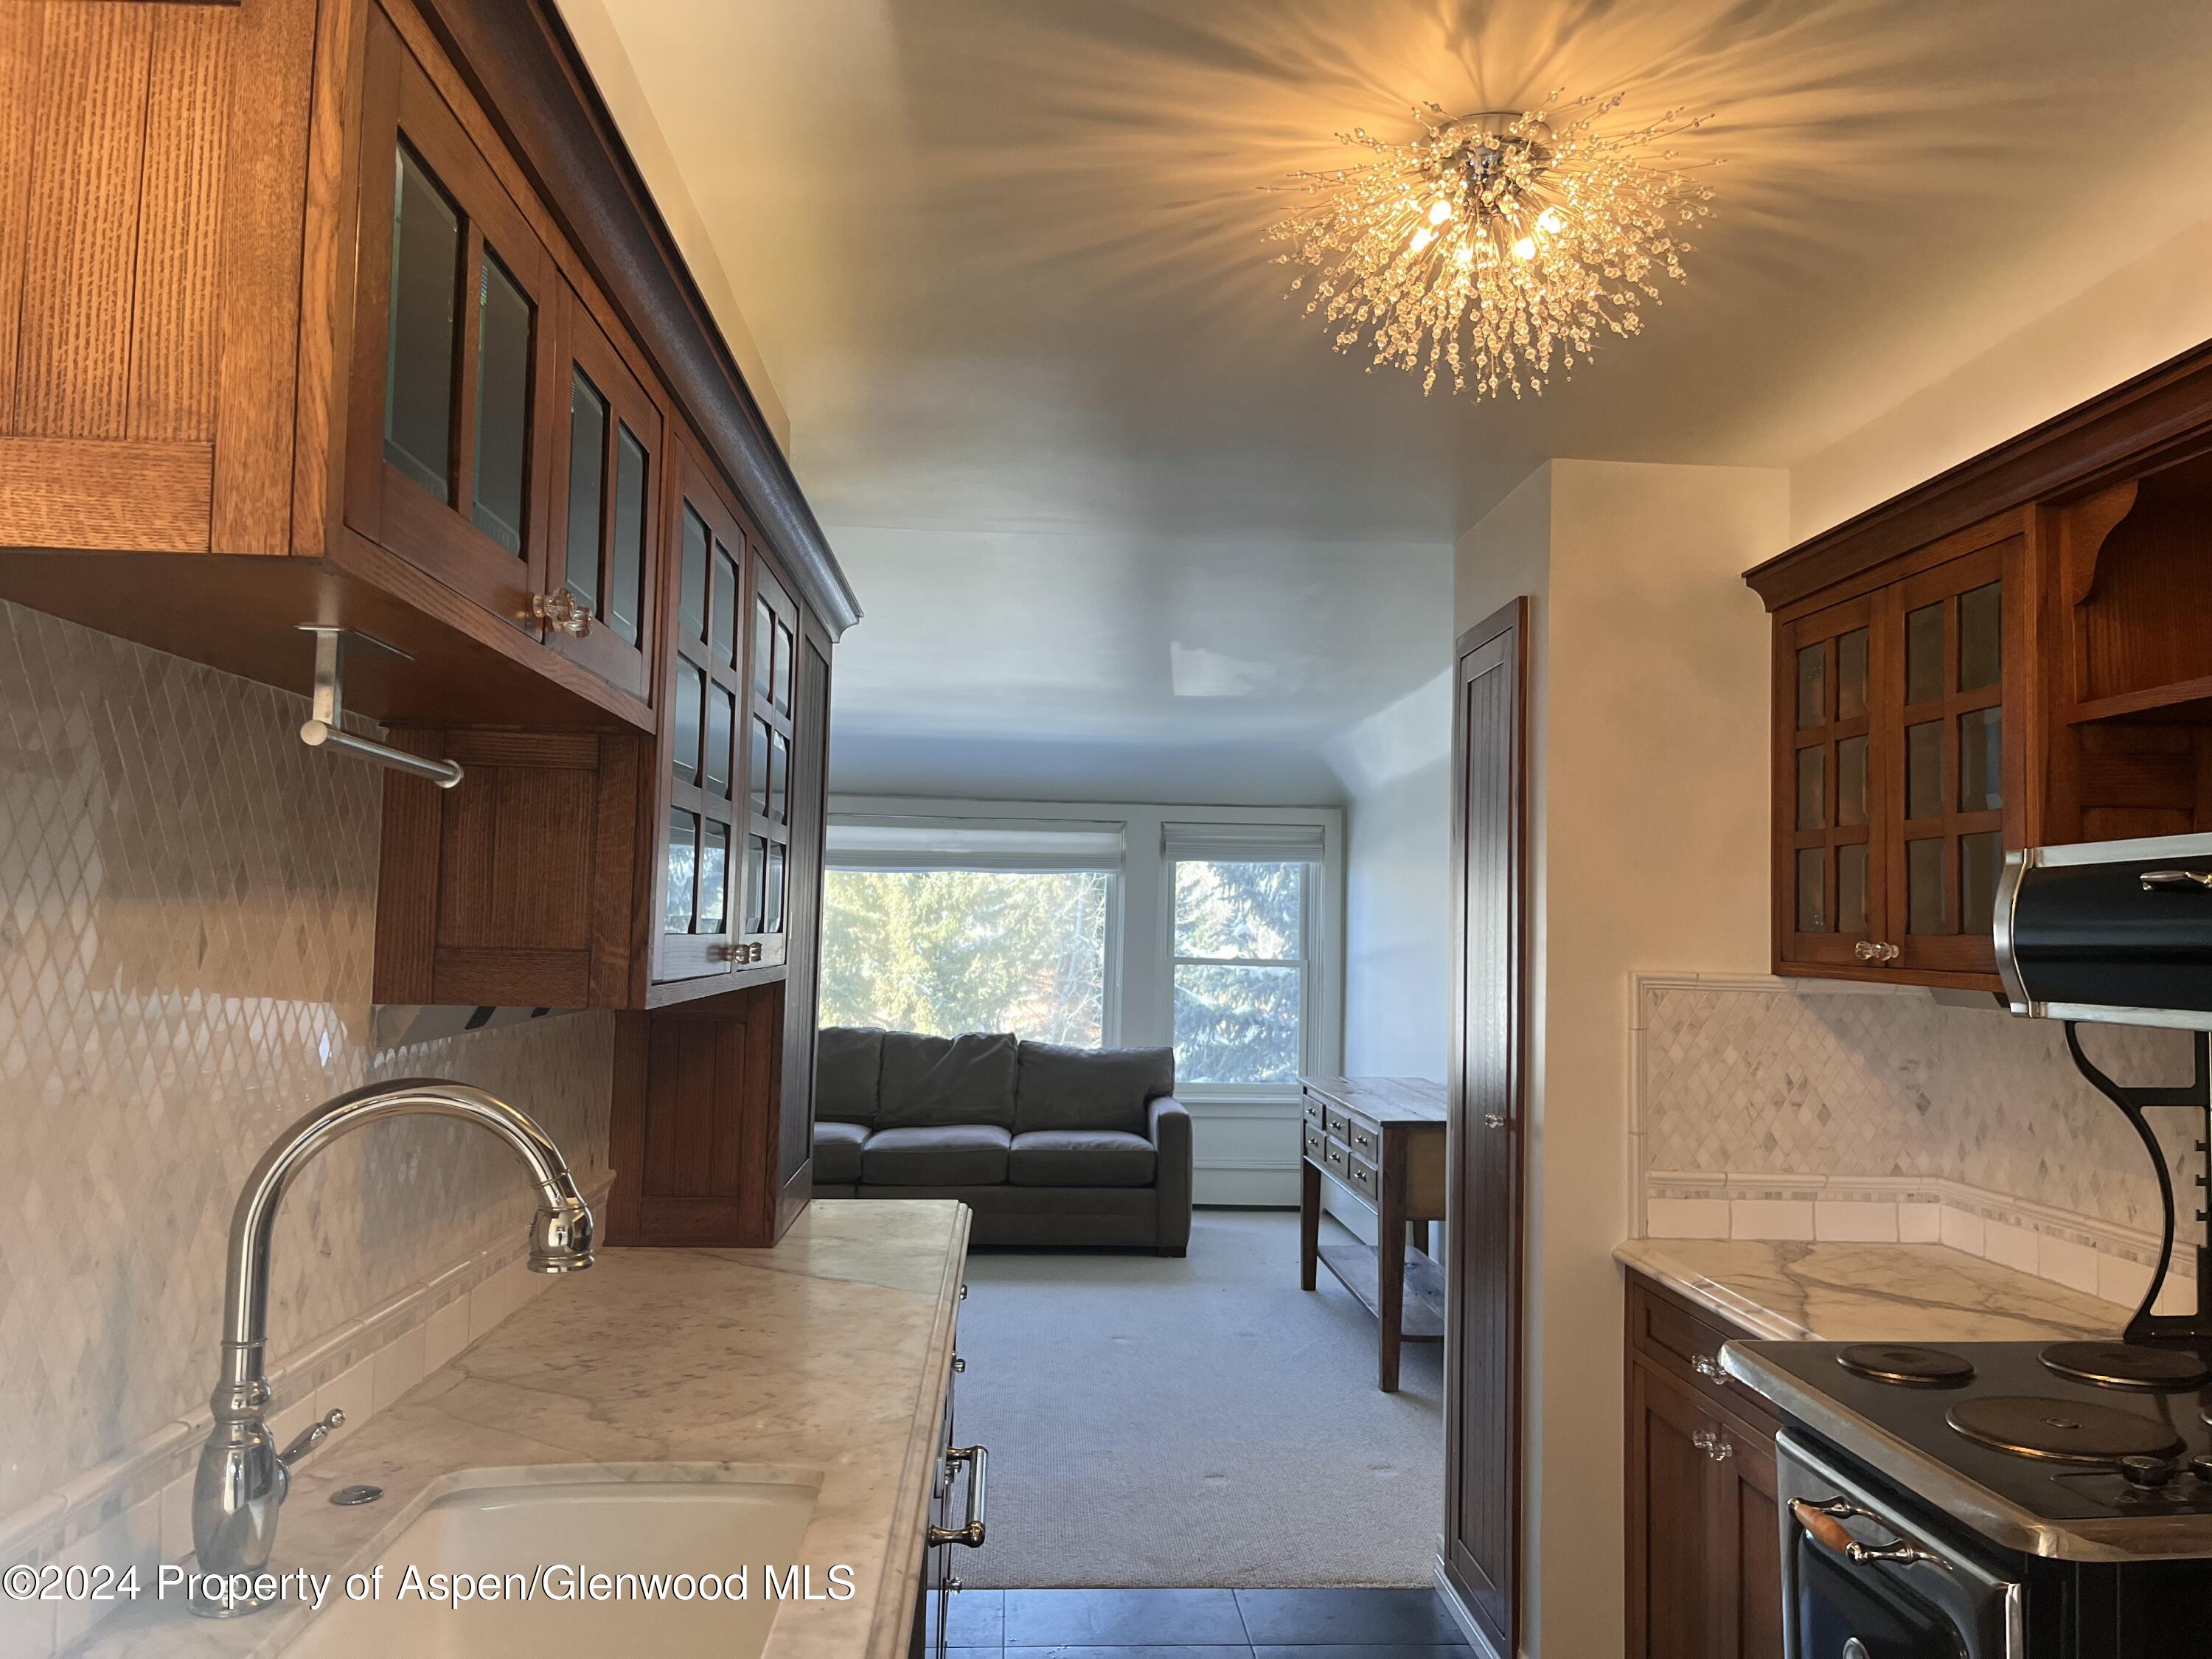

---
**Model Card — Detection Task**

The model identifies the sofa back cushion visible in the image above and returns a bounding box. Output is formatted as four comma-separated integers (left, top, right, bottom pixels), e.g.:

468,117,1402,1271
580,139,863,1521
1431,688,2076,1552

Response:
876,1030,1019,1130
1015,1040,1174,1136
815,1026,886,1126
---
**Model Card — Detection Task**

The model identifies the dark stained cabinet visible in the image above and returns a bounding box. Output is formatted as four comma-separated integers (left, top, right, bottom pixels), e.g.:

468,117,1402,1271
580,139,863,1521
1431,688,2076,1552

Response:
1768,517,2028,987
543,287,660,701
1750,340,2212,994
347,9,561,644
1625,1273,1783,1659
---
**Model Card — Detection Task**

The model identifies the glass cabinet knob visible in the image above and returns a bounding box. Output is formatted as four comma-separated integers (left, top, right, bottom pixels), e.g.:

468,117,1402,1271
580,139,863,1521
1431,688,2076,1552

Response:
531,591,593,637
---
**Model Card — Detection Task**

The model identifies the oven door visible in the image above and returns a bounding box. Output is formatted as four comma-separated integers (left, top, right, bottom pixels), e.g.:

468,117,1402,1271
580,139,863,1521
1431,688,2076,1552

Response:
1778,1430,2024,1659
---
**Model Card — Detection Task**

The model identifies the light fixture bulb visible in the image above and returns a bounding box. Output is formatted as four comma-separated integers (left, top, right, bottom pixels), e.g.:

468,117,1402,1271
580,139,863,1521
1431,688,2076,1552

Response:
1268,96,1715,395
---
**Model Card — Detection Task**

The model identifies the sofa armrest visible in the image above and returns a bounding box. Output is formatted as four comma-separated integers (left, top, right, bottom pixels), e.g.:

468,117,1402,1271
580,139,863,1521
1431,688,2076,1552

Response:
1149,1095,1193,1254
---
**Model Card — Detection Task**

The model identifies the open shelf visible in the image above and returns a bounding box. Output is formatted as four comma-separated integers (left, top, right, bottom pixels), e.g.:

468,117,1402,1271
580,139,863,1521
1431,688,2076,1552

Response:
2068,676,2212,726
1317,1242,1446,1342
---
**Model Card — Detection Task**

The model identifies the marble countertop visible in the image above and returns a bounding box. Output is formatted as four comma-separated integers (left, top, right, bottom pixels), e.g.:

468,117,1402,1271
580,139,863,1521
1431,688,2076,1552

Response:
77,1198,969,1659
1614,1237,2130,1343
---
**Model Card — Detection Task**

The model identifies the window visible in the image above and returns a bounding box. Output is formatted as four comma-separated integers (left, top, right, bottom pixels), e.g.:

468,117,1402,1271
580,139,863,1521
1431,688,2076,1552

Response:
818,817,1124,1045
1164,822,1324,1088
821,869,1109,1044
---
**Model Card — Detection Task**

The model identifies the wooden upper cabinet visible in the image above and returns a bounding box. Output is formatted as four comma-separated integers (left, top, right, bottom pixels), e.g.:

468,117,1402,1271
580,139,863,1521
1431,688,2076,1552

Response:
1768,517,2029,988
347,10,558,637
543,287,661,702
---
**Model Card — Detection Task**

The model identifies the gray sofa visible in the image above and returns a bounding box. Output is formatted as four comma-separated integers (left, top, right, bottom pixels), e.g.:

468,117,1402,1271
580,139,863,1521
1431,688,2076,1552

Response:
812,1027,1192,1253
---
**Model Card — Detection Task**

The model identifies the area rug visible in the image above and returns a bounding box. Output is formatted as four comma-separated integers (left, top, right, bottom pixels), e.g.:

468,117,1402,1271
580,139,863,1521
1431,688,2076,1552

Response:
947,1208,1444,1588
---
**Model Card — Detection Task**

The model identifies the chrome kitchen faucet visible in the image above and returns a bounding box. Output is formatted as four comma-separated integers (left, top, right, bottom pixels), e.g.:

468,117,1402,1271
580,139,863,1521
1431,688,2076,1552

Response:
187,1081,595,1618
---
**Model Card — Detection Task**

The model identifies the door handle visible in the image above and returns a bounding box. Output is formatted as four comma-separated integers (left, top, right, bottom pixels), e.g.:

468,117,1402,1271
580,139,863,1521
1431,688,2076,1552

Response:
1483,1113,1506,1130
928,1444,988,1548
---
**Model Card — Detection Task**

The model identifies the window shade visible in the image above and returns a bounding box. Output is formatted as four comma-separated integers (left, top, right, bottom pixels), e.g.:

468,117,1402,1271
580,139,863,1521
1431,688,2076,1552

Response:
1161,821,1327,863
826,815,1125,874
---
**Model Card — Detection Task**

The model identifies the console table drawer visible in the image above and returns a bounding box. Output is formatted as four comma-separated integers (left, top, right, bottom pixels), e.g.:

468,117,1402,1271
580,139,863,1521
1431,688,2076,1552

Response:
1345,1120,1378,1160
1346,1151,1380,1206
1320,1139,1350,1182
1302,1121,1326,1161
1303,1096,1326,1127
1324,1106,1353,1138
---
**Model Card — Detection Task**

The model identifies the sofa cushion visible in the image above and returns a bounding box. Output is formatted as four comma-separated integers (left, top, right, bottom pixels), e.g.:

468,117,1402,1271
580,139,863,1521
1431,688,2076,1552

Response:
861,1124,1012,1186
815,1027,886,1126
877,1031,1018,1130
1008,1129,1157,1188
1014,1040,1175,1135
811,1119,867,1183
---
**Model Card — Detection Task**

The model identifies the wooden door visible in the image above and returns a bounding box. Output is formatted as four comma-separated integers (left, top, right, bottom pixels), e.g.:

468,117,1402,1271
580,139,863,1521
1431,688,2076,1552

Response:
1774,592,1880,970
653,450,752,985
349,10,557,628
1882,535,2025,979
1711,1416,1784,1659
541,285,661,701
776,616,834,1229
1443,597,1526,1654
1627,1360,1721,1659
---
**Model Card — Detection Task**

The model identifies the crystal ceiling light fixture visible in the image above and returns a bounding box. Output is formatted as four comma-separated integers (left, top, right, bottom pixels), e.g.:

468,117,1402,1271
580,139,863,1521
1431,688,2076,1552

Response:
1268,95,1715,396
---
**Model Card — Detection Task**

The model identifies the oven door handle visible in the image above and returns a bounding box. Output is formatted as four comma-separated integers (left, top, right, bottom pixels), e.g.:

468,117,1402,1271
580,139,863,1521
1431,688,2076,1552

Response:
1790,1498,1951,1571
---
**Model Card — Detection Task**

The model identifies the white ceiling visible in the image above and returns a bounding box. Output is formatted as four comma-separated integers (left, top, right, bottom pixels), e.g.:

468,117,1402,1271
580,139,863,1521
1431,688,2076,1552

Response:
566,0,2212,799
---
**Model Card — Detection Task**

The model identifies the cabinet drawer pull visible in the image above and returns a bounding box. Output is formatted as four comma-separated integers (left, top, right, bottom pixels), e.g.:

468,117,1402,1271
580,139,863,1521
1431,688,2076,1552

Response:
1690,1353,1728,1386
1852,940,1901,964
1691,1427,1733,1462
928,1444,988,1548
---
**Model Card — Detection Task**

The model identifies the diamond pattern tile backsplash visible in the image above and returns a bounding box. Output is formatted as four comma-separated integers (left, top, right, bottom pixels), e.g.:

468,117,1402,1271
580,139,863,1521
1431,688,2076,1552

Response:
0,600,613,1520
1644,981,2198,1234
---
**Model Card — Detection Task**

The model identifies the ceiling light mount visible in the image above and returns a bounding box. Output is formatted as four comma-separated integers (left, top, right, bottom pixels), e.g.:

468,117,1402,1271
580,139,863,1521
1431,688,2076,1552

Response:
1268,94,1716,397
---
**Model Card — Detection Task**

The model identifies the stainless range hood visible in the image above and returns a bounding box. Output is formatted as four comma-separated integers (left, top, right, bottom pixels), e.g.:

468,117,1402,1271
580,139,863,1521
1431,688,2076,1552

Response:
1994,830,2212,1031
1994,830,2212,1343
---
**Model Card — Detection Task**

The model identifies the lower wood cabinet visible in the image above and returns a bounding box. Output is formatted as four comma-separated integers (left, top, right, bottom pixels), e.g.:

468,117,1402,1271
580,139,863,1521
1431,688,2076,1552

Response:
602,978,816,1248
1626,1273,1783,1659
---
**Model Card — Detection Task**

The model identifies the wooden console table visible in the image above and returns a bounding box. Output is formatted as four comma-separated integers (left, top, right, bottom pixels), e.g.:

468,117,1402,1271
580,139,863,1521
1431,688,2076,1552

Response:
1298,1076,1447,1391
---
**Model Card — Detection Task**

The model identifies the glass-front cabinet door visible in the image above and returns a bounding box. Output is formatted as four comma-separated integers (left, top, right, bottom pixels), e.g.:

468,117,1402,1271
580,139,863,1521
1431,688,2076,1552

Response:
1771,520,2024,986
742,561,803,967
1884,537,2018,979
541,288,659,703
655,455,754,984
1777,592,1880,972
349,13,557,628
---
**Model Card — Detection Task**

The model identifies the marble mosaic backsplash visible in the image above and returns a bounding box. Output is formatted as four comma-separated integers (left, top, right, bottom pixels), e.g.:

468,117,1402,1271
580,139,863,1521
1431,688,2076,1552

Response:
0,600,615,1531
1632,975,2204,1308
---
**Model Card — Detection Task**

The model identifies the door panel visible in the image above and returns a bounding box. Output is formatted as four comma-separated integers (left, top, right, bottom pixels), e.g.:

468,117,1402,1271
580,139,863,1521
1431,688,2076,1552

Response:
1444,598,1526,1655
1631,1362,1722,1659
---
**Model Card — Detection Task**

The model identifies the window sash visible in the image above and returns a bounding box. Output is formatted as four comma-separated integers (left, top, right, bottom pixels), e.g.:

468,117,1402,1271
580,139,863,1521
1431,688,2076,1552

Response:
1169,858,1314,1085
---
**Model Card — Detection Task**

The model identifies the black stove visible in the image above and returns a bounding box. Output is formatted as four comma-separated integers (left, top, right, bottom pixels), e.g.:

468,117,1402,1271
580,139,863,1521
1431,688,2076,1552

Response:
1731,1338,2212,1658
1735,1338,2212,1541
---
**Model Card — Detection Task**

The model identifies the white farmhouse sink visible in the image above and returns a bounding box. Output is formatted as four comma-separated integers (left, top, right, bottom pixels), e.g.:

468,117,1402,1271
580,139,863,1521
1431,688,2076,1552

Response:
285,1474,821,1659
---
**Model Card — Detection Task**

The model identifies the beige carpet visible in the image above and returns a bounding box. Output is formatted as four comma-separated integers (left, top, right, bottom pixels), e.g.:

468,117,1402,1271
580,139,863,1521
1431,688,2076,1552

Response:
949,1208,1444,1588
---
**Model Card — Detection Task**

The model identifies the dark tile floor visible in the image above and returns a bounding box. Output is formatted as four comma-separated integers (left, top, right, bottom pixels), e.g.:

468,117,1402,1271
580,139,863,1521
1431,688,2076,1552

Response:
930,1587,1472,1655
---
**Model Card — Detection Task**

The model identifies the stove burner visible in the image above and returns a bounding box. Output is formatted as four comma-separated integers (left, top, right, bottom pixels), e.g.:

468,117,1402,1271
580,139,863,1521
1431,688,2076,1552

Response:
2040,1341,2212,1391
1947,1395,2187,1465
1837,1344,1977,1386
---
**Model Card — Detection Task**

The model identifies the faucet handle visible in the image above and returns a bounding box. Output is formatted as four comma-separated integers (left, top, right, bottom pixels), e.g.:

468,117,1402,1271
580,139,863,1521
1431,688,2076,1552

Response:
279,1409,344,1469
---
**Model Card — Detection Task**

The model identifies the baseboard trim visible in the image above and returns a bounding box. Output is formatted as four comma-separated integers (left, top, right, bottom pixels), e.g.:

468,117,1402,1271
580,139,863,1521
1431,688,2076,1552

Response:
1433,1558,1506,1659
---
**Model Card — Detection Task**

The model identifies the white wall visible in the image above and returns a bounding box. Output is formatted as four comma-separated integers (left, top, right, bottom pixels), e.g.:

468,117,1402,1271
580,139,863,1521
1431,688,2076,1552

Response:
1449,461,1785,1659
1792,213,2212,540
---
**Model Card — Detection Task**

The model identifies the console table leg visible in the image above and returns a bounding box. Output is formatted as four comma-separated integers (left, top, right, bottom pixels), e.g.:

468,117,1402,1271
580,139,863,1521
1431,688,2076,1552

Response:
1299,1158,1321,1292
1377,1132,1407,1392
